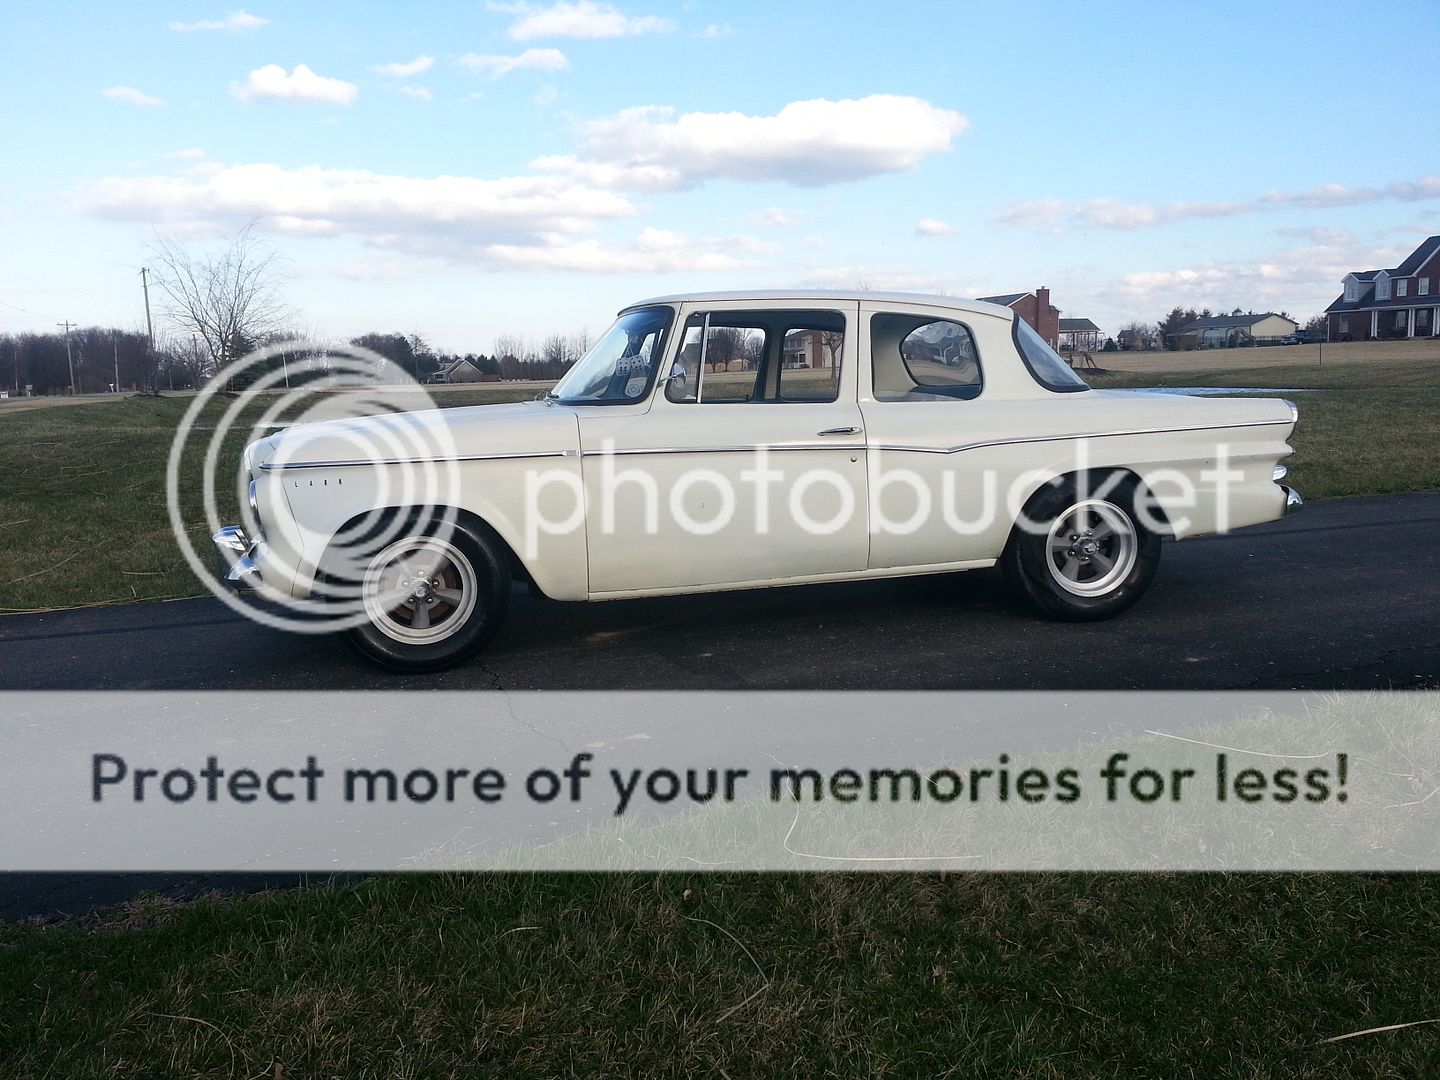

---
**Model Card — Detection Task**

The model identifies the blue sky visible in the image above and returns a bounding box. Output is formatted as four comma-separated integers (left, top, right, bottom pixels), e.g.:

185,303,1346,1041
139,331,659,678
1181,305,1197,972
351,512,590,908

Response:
2,0,1437,352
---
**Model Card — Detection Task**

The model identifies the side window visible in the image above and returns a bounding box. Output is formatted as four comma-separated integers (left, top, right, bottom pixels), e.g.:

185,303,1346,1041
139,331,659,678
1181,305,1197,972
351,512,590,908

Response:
871,314,983,401
777,321,843,403
666,316,765,403
665,309,844,404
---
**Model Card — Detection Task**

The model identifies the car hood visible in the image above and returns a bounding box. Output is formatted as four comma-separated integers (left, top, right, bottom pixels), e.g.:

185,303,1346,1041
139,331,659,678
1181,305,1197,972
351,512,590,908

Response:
247,400,580,470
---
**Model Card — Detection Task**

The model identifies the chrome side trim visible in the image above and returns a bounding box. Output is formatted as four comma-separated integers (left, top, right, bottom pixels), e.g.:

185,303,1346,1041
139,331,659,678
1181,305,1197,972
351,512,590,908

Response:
259,449,578,471
258,419,1286,469
872,417,1292,457
1272,463,1288,482
1282,486,1303,513
580,443,867,457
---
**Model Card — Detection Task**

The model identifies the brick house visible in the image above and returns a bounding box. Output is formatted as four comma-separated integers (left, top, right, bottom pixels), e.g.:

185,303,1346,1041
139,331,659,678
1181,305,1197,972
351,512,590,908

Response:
976,287,1060,348
1325,235,1440,341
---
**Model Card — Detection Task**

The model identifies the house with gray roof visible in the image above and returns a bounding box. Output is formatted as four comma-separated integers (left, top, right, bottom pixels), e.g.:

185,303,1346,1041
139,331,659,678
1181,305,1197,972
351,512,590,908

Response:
1171,312,1297,349
1057,317,1102,351
1325,235,1440,341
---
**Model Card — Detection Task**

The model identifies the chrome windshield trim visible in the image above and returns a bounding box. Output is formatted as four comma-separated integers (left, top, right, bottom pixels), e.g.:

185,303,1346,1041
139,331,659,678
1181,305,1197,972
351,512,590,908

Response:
872,418,1292,456
259,450,577,471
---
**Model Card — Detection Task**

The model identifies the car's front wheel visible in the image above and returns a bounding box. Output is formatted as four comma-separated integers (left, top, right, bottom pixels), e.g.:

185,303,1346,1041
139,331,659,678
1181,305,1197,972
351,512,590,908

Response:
341,517,510,672
1002,476,1161,621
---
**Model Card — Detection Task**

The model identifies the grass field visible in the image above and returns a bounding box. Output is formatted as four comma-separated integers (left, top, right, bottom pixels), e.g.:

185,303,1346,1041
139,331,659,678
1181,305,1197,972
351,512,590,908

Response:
2,344,1438,611
4,870,1440,1076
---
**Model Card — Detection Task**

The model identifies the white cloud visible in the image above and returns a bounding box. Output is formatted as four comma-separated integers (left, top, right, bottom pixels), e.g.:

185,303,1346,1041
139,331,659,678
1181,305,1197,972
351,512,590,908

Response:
986,198,1069,233
742,207,805,228
71,161,637,253
231,64,358,105
796,265,969,295
699,23,733,39
491,1,673,41
168,9,268,32
1088,234,1427,326
101,86,165,108
398,85,433,101
483,227,766,273
162,147,207,160
537,94,968,191
528,155,684,193
457,48,569,79
915,217,959,237
993,176,1440,233
372,55,434,78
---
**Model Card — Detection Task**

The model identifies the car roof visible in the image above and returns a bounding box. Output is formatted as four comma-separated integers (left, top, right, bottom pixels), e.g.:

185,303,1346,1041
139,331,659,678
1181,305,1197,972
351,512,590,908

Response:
621,290,1016,319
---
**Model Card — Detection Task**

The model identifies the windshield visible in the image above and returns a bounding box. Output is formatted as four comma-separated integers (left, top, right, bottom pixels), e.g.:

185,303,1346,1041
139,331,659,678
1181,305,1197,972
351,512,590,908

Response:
1013,317,1090,393
550,306,674,404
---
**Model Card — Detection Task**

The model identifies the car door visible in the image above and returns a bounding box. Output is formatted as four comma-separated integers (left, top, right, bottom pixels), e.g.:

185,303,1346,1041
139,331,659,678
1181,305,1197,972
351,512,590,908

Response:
858,300,1018,570
578,300,869,595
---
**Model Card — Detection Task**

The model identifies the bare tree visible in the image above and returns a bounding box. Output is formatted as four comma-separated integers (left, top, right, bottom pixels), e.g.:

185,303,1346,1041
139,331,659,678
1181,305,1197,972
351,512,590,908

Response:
147,220,289,379
1116,320,1153,351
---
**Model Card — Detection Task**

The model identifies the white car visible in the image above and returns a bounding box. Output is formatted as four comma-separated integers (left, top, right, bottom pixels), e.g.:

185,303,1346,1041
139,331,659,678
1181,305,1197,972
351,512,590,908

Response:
215,291,1300,671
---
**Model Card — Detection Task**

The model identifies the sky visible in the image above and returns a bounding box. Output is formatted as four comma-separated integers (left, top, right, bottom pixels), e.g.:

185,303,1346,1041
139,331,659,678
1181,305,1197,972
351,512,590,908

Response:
2,0,1437,353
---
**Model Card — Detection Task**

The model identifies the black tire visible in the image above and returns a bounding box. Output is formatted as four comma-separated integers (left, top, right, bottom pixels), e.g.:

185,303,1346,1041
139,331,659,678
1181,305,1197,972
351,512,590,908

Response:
1001,474,1161,621
341,515,511,672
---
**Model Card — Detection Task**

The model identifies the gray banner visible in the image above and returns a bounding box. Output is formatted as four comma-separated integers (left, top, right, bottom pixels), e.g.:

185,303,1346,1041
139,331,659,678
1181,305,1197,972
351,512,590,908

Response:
2,691,1434,870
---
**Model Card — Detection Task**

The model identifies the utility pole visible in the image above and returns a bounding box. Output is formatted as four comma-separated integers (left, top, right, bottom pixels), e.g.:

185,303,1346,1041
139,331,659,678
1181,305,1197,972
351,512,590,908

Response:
140,267,157,393
57,320,77,396
113,335,120,393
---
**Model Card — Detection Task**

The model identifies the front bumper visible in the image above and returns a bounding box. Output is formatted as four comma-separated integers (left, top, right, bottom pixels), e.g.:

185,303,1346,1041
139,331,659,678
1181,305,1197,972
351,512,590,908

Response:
212,526,263,591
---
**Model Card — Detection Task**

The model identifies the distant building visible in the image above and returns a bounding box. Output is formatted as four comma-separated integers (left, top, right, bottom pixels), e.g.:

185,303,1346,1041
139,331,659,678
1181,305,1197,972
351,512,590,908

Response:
1057,318,1102,352
1116,325,1158,351
782,329,839,369
1171,313,1297,349
976,287,1060,348
428,357,490,383
1324,235,1440,341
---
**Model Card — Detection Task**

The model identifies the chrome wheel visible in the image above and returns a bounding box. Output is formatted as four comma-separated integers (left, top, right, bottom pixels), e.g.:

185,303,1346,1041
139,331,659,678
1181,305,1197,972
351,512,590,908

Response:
362,536,478,645
1044,499,1138,598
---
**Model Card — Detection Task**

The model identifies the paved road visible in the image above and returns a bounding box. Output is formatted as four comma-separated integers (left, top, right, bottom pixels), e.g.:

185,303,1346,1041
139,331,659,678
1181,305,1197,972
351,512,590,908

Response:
3,491,1438,692
3,491,1437,920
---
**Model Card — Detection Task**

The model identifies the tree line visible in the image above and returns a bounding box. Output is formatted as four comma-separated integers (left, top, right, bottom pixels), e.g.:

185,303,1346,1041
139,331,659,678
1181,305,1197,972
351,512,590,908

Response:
1106,307,1328,352
0,222,594,396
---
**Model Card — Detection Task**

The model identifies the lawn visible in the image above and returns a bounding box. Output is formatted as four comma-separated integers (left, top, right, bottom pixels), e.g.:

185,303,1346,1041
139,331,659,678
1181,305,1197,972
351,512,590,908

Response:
4,871,1440,1077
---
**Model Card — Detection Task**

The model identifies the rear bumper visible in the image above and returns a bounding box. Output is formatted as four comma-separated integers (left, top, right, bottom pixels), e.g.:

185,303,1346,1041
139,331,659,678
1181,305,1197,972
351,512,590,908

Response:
1272,464,1302,514
212,526,263,591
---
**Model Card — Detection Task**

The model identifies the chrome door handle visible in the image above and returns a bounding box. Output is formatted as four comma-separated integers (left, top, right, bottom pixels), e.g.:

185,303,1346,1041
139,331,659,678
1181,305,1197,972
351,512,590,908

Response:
817,426,861,436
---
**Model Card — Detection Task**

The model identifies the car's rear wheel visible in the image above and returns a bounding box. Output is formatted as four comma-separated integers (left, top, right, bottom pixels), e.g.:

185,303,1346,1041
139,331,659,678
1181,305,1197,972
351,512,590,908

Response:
1002,475,1161,621
341,517,510,672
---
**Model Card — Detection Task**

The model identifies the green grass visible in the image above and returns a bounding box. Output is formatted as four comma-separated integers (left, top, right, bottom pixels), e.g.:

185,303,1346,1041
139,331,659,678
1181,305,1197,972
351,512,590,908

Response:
1084,354,1440,499
4,871,1440,1077
0,389,542,612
